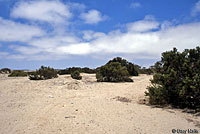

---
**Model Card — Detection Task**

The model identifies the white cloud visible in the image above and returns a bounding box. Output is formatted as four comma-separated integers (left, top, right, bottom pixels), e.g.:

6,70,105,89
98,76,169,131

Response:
68,2,86,11
88,22,200,57
11,0,72,24
0,17,44,42
82,30,106,40
161,21,172,30
23,21,200,60
126,20,159,33
91,32,160,54
8,19,200,61
130,2,141,8
29,35,80,48
56,43,91,55
11,35,83,59
191,0,200,16
158,23,200,51
3,3,200,63
80,9,107,24
14,46,42,55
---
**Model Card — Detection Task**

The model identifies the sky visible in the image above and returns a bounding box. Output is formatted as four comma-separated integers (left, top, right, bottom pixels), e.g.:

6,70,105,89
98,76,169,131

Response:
0,0,200,70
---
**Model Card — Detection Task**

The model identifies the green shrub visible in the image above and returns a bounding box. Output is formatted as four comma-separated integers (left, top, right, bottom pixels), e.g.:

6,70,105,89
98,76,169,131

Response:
58,67,96,75
96,62,133,82
107,57,138,76
29,66,58,80
71,71,82,80
8,70,27,77
0,68,11,74
145,47,200,109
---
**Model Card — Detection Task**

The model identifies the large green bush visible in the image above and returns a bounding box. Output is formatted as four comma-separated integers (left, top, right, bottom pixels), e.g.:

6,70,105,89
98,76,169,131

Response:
107,57,138,76
96,62,133,82
71,71,82,80
8,70,27,77
29,66,58,80
145,47,200,109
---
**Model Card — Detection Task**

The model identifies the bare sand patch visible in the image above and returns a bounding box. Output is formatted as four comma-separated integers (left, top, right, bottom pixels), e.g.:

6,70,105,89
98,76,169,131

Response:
0,74,199,134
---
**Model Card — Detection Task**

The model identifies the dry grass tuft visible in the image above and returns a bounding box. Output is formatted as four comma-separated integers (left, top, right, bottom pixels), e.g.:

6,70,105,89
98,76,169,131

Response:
113,96,132,103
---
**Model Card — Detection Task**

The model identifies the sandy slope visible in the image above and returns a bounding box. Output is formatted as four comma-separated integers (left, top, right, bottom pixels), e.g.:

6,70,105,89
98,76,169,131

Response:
0,74,199,134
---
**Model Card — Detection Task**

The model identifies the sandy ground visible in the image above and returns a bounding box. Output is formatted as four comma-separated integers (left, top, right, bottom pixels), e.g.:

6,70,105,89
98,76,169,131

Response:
0,74,199,134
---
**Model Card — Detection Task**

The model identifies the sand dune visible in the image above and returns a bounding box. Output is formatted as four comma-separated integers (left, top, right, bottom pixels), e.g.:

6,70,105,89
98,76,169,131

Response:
0,74,199,134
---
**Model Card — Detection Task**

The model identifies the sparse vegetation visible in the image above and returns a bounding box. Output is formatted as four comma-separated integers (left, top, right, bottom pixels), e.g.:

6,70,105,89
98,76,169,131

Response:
71,71,82,80
8,70,27,77
96,62,133,82
29,66,58,80
145,47,200,110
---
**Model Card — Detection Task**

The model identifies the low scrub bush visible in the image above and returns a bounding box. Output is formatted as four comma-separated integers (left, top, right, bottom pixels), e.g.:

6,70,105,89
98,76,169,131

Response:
145,47,200,110
0,68,11,74
8,70,27,77
96,62,133,82
29,66,58,80
71,71,82,80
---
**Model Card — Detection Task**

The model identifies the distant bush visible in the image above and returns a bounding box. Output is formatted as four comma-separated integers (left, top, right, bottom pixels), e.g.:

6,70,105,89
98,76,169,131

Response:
96,62,133,82
58,69,69,75
145,47,200,110
27,71,36,75
8,70,27,77
71,71,82,80
58,67,81,75
81,67,96,74
107,57,138,76
139,67,154,75
58,67,96,75
0,68,11,74
29,66,58,80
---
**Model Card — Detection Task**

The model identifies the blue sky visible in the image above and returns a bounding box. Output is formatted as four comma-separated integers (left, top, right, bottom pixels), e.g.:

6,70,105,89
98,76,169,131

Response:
0,0,200,70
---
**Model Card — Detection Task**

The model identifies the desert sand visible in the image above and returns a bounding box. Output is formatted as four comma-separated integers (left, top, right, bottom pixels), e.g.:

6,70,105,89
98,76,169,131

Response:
0,74,199,134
